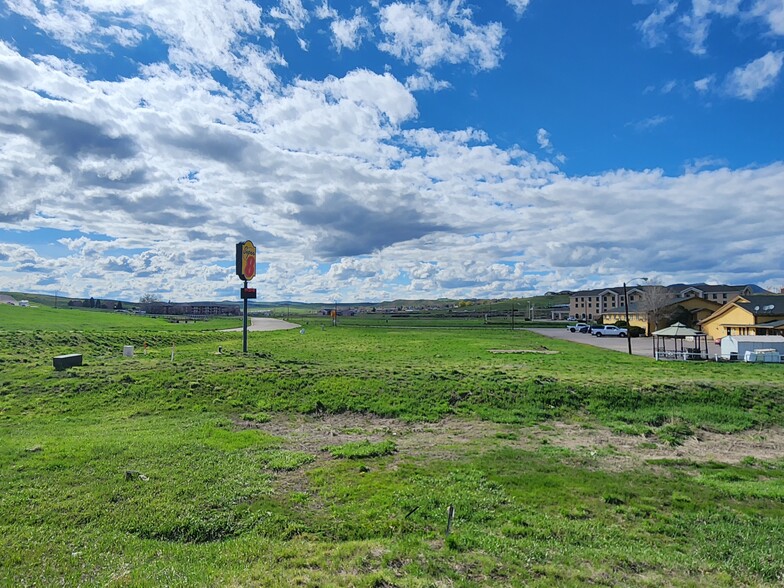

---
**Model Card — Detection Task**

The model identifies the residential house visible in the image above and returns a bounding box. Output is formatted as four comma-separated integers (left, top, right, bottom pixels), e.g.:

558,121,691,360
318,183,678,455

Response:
699,294,784,341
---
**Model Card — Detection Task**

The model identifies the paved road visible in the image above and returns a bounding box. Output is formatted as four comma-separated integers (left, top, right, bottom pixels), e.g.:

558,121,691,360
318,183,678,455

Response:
525,328,655,357
223,317,300,332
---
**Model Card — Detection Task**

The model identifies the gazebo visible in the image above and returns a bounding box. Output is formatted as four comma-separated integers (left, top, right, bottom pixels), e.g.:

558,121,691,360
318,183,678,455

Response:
652,322,709,361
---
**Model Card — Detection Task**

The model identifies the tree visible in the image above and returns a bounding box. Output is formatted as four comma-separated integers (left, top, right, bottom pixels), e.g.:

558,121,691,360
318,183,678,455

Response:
139,293,162,313
139,293,162,304
637,284,676,331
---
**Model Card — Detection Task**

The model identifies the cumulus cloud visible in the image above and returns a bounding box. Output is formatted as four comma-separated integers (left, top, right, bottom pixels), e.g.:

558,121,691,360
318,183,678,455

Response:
536,128,552,151
377,0,505,71
725,51,784,100
405,72,451,92
327,8,371,51
0,3,781,302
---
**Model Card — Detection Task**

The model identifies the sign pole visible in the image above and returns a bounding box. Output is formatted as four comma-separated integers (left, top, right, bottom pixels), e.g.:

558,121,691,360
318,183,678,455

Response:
236,240,257,355
243,279,248,353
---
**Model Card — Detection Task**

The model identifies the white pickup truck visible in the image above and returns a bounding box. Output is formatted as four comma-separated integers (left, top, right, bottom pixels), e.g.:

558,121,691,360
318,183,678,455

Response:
591,325,628,337
566,323,591,333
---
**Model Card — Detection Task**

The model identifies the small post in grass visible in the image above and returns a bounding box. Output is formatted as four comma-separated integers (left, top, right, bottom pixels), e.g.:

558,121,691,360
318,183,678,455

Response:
445,504,455,537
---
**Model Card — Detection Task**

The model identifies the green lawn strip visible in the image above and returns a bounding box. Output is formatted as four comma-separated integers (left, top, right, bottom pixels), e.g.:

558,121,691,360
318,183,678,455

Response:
0,304,241,331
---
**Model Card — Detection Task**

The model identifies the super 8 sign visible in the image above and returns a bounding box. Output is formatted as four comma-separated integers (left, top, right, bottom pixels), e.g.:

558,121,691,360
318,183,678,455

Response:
236,240,256,281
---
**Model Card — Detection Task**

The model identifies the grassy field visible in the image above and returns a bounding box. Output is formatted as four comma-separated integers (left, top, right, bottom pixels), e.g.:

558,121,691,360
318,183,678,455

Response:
1,305,783,586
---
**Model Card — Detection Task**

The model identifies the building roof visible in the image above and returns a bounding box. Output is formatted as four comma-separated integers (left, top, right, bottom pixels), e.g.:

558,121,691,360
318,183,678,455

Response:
677,283,749,293
652,322,704,337
735,294,784,316
573,283,768,299
570,287,643,297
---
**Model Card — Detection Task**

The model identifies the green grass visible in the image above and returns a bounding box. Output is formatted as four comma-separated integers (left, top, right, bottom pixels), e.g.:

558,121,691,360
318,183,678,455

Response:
2,314,784,585
0,304,241,331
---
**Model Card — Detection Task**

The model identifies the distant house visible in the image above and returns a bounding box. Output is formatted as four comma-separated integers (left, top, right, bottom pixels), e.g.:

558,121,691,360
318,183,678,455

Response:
699,294,784,341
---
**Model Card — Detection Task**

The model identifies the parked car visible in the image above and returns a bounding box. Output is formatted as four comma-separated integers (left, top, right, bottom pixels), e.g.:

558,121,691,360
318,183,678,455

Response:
567,322,591,333
591,325,628,337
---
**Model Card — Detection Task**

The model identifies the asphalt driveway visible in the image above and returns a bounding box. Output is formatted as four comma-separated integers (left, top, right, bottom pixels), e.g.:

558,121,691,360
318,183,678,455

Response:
525,328,655,358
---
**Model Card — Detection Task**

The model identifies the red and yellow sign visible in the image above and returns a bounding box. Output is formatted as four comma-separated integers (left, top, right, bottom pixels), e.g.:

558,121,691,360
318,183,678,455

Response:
236,240,256,281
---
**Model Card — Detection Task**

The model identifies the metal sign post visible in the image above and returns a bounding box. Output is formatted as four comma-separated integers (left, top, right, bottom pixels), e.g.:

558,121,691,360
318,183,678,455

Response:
236,240,257,353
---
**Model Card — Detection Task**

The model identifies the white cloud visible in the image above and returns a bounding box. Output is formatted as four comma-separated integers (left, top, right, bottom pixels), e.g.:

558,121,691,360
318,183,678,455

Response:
506,0,532,18
637,1,678,47
751,0,784,35
694,75,715,92
405,72,452,92
329,9,371,51
377,0,505,71
4,0,278,92
536,128,552,151
0,7,782,302
270,0,309,30
679,0,742,55
638,0,784,56
661,79,677,93
725,50,784,100
628,114,671,131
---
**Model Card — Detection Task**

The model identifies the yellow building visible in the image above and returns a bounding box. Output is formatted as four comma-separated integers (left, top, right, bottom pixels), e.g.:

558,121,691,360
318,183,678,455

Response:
601,305,650,333
601,297,721,335
699,294,784,342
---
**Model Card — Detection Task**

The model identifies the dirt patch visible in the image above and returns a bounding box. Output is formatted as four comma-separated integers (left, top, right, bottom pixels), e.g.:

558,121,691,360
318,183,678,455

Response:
526,422,784,469
237,414,784,469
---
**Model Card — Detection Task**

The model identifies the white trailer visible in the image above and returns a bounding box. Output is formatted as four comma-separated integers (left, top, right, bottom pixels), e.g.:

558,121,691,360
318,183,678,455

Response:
720,335,784,361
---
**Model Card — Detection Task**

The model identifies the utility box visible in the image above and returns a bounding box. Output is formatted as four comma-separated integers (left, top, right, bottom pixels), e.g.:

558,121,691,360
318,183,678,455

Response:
53,354,82,371
123,346,134,357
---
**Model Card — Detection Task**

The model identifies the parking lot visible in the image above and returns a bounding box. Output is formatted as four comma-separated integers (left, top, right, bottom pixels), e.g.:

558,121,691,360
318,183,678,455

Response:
525,328,656,358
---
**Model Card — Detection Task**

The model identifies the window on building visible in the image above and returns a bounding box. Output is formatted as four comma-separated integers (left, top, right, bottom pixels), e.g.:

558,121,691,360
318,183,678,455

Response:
712,293,717,299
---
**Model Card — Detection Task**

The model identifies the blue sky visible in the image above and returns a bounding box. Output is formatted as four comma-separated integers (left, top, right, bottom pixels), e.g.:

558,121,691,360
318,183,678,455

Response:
0,0,782,302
